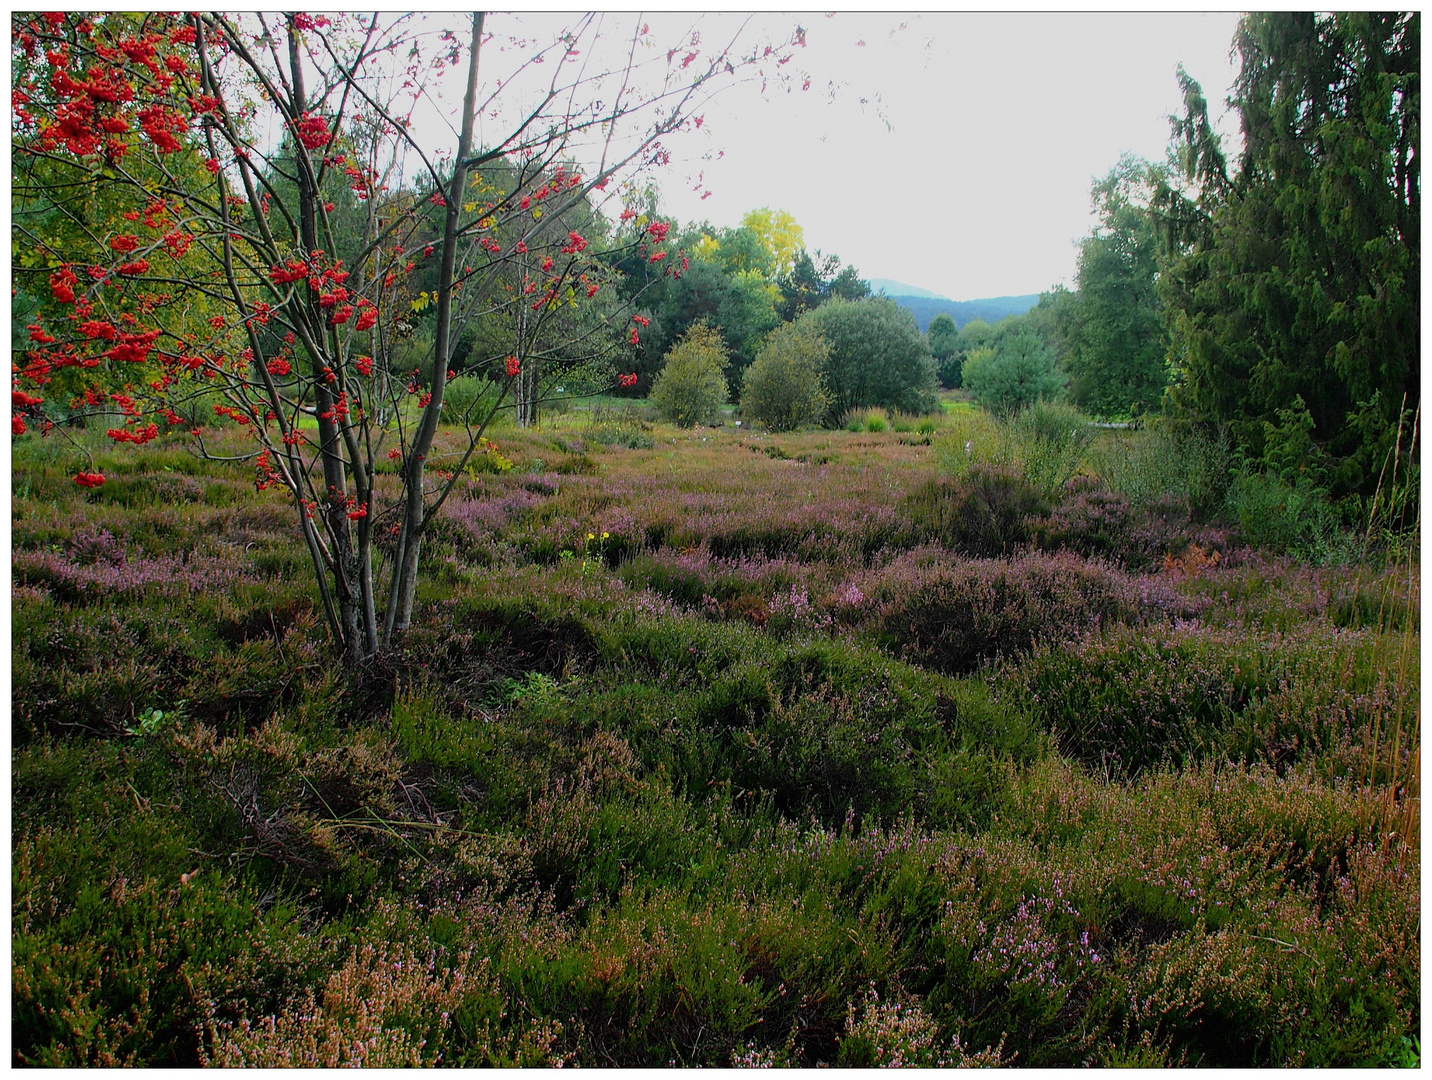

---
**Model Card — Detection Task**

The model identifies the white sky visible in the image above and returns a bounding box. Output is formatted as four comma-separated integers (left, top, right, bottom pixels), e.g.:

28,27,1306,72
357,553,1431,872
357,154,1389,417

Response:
644,11,1247,301
353,10,1249,303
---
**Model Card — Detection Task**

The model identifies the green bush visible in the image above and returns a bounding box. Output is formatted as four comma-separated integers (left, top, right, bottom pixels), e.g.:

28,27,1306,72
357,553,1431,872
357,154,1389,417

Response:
739,320,830,432
903,466,1050,556
1226,470,1353,561
585,405,654,448
1013,622,1408,781
650,322,729,428
1000,400,1094,497
441,375,502,424
961,330,1063,417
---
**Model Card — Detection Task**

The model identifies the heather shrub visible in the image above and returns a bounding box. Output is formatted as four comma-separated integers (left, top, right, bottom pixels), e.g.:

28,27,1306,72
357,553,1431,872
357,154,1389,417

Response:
12,546,255,604
1325,561,1420,632
12,733,329,1067
862,549,1183,674
10,382,1418,1068
579,622,1037,828
649,322,729,427
739,319,830,431
1172,553,1416,633
1011,622,1413,780
205,939,481,1067
1028,476,1132,558
902,466,1049,556
837,986,1009,1067
9,588,316,741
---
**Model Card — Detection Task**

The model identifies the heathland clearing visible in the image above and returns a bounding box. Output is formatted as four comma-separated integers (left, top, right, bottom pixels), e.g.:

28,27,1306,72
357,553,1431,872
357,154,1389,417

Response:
12,404,1419,1066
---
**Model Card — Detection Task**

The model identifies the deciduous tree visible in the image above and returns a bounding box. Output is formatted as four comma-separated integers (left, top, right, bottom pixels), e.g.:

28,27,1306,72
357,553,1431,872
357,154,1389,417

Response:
800,296,936,422
1052,155,1168,418
650,321,729,427
739,318,829,431
11,10,803,661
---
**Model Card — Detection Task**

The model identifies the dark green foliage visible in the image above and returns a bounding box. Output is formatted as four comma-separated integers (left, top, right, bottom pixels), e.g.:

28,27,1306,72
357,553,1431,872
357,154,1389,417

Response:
1226,470,1352,561
1155,13,1419,497
800,297,938,421
927,313,960,388
647,256,779,387
933,315,992,388
774,248,871,322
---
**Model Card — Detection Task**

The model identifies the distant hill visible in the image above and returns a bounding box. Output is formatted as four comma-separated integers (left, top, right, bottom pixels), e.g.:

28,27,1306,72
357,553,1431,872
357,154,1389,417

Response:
869,279,1041,332
866,277,947,301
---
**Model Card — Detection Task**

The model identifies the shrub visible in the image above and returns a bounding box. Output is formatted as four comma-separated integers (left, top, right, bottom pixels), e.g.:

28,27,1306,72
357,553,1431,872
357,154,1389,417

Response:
903,465,1049,557
584,405,654,448
1029,477,1132,558
1088,422,1233,521
962,330,1063,416
930,401,1090,499
862,548,1183,674
739,320,830,432
1012,621,1409,781
800,297,938,421
837,986,1009,1067
649,322,729,427
1226,470,1353,561
1001,400,1094,497
441,375,502,424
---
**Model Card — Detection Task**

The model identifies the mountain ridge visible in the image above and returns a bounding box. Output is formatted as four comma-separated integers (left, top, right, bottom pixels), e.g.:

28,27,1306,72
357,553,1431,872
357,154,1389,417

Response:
867,277,1041,332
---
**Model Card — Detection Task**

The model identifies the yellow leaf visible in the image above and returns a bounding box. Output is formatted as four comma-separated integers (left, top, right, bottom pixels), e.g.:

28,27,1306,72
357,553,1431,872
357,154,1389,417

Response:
532,208,543,220
463,202,477,212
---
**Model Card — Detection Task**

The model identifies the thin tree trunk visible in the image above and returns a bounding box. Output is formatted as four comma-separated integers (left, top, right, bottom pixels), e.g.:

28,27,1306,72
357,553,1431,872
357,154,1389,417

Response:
387,11,485,639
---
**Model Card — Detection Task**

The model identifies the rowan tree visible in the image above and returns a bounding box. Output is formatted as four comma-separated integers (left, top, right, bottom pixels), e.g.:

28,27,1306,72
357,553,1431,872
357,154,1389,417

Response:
11,10,806,661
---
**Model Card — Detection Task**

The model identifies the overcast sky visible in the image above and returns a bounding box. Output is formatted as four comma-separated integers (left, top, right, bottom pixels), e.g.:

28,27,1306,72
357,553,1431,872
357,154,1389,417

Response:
412,10,1247,303
645,11,1247,301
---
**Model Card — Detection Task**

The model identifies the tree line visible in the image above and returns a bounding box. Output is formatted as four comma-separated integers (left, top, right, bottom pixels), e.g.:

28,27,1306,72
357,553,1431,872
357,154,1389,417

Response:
955,12,1417,505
